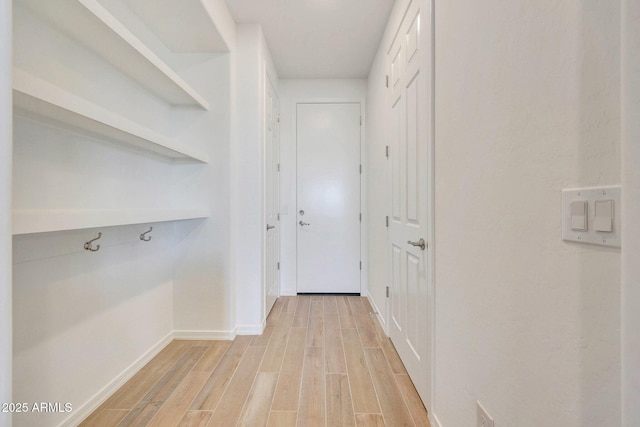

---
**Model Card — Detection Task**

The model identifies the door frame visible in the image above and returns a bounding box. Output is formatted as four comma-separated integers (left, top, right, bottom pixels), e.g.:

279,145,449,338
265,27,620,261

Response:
292,98,367,295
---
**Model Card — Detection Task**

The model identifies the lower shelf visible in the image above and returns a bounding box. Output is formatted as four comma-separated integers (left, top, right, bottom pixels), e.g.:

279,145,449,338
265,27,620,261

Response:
13,208,209,235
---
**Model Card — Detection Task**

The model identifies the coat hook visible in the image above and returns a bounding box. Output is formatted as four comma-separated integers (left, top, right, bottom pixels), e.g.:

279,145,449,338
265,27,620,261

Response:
84,232,102,252
140,227,153,242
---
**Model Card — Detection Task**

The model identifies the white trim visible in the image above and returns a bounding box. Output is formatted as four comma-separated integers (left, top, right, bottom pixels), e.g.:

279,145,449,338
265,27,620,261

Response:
367,293,387,334
428,0,437,415
280,288,297,296
63,332,173,427
235,321,265,335
430,412,443,427
173,329,236,341
360,104,368,297
263,68,280,324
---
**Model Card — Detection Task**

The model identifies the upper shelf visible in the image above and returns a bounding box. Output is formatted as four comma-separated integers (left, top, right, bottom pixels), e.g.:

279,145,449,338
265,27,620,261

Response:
13,69,209,163
13,208,210,235
123,0,232,53
18,0,210,109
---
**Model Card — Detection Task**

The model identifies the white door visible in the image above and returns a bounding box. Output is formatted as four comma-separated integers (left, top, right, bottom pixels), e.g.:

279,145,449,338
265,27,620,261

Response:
387,0,433,407
296,103,361,294
265,76,280,315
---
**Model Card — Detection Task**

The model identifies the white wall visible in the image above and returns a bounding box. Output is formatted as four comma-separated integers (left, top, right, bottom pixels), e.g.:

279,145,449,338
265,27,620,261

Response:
622,0,640,425
162,0,237,339
279,79,367,296
0,0,12,425
434,1,621,426
234,24,279,333
170,51,235,338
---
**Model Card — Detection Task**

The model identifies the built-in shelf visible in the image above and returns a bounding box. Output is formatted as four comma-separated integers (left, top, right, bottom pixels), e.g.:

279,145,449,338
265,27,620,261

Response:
123,0,231,53
13,69,209,163
18,0,210,109
13,208,210,235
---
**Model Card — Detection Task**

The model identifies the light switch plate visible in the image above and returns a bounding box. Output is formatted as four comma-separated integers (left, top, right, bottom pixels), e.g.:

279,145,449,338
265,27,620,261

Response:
562,186,621,247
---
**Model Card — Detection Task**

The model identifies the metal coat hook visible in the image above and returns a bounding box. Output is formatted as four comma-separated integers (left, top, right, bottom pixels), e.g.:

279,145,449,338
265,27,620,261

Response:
140,227,153,242
84,232,102,252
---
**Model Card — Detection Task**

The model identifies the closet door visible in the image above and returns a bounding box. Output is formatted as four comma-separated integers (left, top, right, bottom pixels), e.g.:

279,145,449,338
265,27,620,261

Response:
387,0,433,407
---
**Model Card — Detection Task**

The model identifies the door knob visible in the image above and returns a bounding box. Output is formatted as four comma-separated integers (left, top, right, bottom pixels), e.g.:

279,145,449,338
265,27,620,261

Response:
299,221,310,226
407,238,426,250
266,224,275,231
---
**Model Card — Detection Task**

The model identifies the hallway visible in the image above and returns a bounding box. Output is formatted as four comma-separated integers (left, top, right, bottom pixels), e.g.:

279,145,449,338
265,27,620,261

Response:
80,296,429,426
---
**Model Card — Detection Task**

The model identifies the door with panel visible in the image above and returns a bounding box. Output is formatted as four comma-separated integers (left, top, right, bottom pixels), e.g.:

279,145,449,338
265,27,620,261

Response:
265,75,280,316
387,0,433,408
296,102,361,294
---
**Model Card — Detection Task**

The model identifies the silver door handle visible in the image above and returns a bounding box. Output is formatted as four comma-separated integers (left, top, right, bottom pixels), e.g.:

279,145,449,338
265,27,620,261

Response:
266,224,275,231
299,221,310,226
407,238,426,250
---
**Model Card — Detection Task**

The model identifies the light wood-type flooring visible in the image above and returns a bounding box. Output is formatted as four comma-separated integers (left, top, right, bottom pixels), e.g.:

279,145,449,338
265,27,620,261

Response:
81,296,430,426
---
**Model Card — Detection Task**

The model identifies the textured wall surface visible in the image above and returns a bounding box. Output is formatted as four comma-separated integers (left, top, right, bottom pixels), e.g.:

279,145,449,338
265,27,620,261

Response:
0,0,12,425
622,0,640,425
434,1,621,425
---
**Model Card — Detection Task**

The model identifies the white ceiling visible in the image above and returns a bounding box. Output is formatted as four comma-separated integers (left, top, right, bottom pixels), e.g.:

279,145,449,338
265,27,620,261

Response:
224,0,395,79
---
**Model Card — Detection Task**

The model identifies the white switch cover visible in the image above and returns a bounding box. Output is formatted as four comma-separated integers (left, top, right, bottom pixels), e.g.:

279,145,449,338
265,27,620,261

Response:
570,200,587,231
562,186,621,247
594,200,613,232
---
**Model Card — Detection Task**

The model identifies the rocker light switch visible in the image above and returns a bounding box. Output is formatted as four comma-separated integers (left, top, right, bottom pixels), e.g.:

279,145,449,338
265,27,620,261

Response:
562,186,620,247
594,200,614,232
570,200,587,231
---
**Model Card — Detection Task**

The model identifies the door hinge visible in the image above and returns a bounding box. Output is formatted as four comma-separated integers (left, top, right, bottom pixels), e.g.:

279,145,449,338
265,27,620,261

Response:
360,116,362,125
277,262,280,270
385,146,389,158
359,164,362,174
386,286,390,297
360,261,362,270
277,114,280,123
385,75,389,88
277,213,280,221
277,163,280,172
385,216,389,227
359,213,362,222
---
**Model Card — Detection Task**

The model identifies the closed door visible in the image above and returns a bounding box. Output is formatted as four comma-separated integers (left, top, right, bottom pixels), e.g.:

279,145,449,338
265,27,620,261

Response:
296,103,361,294
387,0,433,407
265,76,280,315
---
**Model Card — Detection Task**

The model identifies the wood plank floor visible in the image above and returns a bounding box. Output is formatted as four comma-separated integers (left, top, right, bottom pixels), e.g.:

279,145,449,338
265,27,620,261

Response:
81,296,430,427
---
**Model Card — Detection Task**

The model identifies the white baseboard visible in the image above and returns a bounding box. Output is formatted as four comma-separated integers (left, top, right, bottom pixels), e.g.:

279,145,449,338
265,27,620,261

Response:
280,288,297,296
174,329,236,340
61,332,173,427
430,412,442,427
367,294,387,333
235,322,264,335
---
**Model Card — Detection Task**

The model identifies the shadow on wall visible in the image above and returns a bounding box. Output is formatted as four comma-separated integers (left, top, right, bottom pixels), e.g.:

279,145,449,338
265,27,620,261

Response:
12,221,179,355
576,0,621,424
